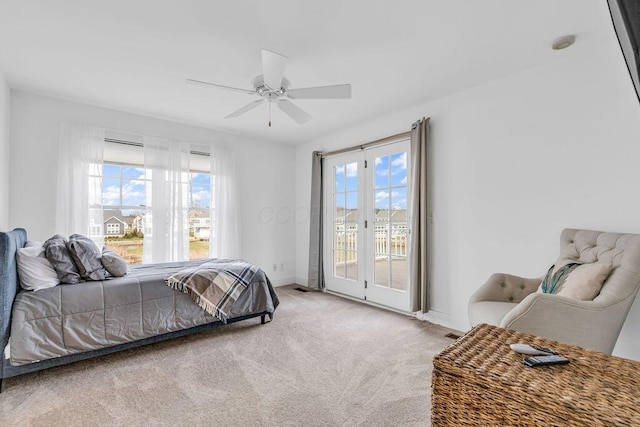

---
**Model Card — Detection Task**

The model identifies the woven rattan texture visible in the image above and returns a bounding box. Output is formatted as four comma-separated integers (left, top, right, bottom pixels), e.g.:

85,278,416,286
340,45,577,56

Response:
431,324,640,426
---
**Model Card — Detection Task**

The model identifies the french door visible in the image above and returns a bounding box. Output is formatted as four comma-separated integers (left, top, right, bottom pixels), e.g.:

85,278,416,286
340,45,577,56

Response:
323,140,411,312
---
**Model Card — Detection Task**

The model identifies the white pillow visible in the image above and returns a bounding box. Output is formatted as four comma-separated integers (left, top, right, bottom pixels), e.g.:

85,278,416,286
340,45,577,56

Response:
17,245,60,291
557,262,613,301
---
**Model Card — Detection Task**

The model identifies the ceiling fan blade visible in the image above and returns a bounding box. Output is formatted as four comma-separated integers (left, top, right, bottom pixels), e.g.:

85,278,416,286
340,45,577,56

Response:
286,84,352,99
186,79,256,95
225,99,265,118
277,99,312,124
261,49,288,90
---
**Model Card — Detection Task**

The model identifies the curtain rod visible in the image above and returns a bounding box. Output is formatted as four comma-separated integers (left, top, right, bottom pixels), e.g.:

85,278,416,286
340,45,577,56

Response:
104,138,210,157
319,130,412,158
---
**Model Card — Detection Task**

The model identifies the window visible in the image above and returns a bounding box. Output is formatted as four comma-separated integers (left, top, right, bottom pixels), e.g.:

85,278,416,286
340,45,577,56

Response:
90,162,212,264
106,223,121,235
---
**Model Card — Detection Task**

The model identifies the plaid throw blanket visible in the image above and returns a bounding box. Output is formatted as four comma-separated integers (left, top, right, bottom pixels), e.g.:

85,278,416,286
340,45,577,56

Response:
165,260,259,323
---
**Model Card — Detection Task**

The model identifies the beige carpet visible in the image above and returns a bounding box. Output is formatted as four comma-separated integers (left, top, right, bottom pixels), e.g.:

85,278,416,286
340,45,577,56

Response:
0,285,457,426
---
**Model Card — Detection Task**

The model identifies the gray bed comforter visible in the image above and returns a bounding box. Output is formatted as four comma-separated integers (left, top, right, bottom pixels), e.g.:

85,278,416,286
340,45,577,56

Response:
9,259,277,366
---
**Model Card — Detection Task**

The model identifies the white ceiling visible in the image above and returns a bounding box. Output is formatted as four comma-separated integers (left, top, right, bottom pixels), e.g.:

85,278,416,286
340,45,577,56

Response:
0,0,613,144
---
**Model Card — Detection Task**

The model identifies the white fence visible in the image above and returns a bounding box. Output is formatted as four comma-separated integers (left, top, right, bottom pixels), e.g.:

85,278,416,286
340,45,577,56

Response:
334,225,407,263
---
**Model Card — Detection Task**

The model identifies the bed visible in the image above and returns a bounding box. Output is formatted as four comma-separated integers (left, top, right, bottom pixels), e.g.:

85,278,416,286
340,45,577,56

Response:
0,228,279,390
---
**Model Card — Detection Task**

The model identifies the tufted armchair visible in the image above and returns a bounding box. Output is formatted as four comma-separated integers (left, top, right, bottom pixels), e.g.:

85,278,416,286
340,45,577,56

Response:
468,228,640,354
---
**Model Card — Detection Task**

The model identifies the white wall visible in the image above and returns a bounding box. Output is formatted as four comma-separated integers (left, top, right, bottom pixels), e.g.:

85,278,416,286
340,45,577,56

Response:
0,73,9,230
9,91,296,285
295,38,640,358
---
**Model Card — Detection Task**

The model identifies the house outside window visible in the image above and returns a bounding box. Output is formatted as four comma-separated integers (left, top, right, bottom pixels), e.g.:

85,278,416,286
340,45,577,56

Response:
90,162,212,264
106,222,120,235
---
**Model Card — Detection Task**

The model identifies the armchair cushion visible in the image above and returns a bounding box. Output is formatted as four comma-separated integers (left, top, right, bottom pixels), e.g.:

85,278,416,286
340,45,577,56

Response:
468,301,517,328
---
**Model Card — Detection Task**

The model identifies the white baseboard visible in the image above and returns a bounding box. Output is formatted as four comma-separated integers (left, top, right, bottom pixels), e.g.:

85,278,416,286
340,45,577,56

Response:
417,310,469,334
270,276,296,287
295,275,308,286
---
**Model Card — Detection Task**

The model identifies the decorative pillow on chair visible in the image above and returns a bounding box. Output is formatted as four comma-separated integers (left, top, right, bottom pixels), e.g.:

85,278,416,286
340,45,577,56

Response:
558,263,613,300
44,234,82,284
16,244,60,291
101,247,128,277
538,262,613,301
67,234,108,281
539,263,581,294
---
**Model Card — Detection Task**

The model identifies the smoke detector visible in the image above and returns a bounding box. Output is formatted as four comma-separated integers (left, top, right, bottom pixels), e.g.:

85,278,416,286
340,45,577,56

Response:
552,35,575,50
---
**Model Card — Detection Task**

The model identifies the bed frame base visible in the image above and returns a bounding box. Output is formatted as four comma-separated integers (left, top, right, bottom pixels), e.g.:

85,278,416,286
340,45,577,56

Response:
1,310,272,392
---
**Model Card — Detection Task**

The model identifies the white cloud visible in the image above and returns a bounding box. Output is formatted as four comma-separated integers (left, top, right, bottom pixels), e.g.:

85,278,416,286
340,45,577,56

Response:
375,190,389,203
400,176,407,185
103,185,120,205
122,181,146,205
346,162,358,177
192,190,211,207
375,190,407,209
104,180,146,206
375,157,383,166
391,153,407,175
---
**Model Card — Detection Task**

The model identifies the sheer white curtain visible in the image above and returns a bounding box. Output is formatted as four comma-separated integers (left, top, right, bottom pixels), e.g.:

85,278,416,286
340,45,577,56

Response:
142,136,191,263
210,146,240,259
56,123,104,246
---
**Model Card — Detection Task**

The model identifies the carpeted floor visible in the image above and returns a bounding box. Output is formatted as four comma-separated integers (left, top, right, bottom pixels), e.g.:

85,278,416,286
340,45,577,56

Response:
0,285,457,426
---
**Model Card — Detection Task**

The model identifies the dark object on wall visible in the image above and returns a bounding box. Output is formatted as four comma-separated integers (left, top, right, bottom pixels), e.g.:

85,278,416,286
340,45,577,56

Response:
608,0,640,105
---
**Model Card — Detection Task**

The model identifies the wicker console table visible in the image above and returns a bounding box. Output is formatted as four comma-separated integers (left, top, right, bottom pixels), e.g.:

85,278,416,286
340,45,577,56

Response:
432,323,640,426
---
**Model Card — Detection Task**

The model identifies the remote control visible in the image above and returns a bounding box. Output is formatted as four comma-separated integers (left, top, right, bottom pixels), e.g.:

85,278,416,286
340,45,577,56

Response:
523,355,570,367
510,343,558,356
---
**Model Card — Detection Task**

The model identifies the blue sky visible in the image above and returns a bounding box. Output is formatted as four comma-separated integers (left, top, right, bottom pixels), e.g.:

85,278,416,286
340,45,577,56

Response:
101,164,211,208
335,152,407,210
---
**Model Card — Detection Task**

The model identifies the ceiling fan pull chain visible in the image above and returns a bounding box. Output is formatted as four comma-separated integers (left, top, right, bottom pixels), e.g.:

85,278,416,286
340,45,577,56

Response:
269,100,272,127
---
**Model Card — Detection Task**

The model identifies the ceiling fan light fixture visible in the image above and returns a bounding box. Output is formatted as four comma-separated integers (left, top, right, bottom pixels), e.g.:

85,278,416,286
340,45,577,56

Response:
552,35,575,50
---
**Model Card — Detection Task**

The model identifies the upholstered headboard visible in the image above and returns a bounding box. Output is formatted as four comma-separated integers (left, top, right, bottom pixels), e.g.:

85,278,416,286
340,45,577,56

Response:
0,228,27,357
556,228,640,303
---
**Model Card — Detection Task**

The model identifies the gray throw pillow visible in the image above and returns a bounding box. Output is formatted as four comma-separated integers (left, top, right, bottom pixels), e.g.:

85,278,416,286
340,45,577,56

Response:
101,247,128,277
44,234,81,284
68,234,108,281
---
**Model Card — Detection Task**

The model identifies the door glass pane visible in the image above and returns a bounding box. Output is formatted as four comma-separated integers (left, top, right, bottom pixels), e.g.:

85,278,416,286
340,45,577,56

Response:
345,162,358,191
375,222,389,255
372,149,408,291
335,194,345,223
346,191,358,223
375,155,389,189
391,187,407,212
391,223,408,256
333,161,357,281
374,255,390,288
334,250,345,278
375,192,390,212
391,256,407,291
334,225,343,252
345,224,358,252
346,252,358,280
335,165,345,191
390,152,407,186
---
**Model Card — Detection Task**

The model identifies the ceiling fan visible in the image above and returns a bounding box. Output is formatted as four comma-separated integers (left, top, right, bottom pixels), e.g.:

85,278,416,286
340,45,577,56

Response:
187,49,352,127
